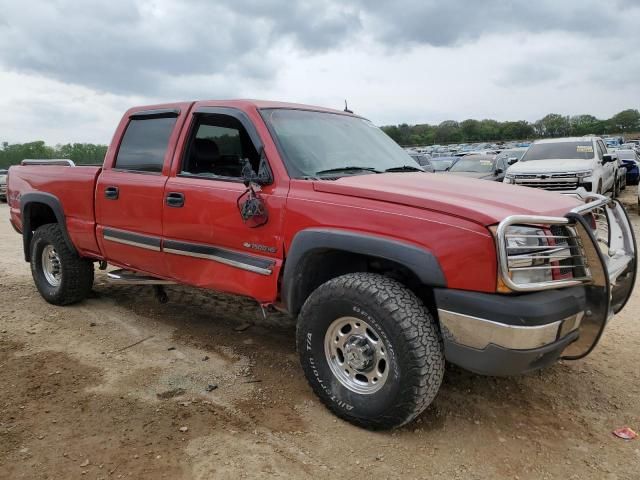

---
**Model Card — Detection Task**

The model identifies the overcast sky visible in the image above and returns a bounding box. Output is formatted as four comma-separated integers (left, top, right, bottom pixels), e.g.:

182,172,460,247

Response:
1,0,639,144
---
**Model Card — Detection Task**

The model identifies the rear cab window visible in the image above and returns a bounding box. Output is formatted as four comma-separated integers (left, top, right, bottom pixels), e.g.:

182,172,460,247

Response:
114,116,178,173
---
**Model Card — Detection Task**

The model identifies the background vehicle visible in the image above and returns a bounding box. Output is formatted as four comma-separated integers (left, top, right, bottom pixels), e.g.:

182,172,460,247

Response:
445,154,507,181
409,153,435,173
495,147,527,165
0,169,7,202
6,100,636,430
430,155,458,172
504,137,618,196
616,149,640,184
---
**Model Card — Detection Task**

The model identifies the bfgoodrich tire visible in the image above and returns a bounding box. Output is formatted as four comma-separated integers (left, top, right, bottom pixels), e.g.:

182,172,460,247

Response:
296,273,444,430
30,223,94,305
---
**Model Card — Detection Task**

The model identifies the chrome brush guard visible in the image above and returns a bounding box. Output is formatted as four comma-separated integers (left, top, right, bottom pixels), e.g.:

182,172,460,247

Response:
495,193,637,359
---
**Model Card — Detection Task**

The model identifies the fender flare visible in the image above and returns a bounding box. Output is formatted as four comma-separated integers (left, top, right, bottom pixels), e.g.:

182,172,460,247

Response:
20,192,77,262
282,228,447,315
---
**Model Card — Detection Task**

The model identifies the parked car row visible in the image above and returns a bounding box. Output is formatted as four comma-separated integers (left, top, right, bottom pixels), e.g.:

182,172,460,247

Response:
0,169,8,202
407,136,639,200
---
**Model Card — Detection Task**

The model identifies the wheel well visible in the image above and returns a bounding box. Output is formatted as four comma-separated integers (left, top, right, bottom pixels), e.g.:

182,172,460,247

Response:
22,201,62,262
286,248,436,315
25,202,58,231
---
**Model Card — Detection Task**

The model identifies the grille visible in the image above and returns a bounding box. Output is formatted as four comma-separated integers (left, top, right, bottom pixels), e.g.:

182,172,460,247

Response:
513,173,580,191
549,225,579,275
514,178,578,191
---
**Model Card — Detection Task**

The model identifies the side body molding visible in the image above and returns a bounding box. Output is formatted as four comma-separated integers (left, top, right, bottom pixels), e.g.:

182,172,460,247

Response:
20,192,77,261
282,228,447,314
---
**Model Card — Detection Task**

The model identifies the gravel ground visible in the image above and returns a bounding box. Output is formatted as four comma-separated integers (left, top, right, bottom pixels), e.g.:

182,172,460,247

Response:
1,190,640,479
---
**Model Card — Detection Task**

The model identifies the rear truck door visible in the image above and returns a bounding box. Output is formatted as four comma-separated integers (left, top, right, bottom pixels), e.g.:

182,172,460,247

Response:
95,105,191,277
161,105,287,303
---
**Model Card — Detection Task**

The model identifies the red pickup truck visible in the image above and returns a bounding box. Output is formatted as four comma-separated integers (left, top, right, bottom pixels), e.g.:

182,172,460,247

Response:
6,100,637,429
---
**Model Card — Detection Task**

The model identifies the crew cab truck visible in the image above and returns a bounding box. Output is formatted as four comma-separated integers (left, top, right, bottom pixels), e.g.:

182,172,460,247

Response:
504,136,620,197
7,100,637,430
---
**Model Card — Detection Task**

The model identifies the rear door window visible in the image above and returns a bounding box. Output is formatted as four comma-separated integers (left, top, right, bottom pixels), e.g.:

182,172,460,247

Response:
115,117,177,172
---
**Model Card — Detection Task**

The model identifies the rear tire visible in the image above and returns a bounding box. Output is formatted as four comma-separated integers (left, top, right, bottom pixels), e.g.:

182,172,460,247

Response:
296,273,444,430
30,224,94,305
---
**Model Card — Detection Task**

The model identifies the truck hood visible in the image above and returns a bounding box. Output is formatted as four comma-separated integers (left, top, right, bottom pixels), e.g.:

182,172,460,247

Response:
312,172,582,226
508,159,594,174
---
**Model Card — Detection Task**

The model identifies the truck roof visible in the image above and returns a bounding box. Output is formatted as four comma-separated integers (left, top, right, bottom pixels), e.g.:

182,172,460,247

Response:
127,99,356,117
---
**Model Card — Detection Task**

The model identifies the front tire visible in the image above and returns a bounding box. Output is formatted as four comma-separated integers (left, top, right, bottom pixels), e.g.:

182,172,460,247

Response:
296,273,444,430
30,224,94,305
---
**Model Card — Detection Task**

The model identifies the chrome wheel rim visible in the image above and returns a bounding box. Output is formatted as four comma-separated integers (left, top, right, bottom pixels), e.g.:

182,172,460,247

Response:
42,244,62,287
324,316,389,394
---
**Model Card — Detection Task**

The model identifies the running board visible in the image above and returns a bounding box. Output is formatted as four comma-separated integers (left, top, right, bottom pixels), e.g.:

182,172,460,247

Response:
106,269,175,285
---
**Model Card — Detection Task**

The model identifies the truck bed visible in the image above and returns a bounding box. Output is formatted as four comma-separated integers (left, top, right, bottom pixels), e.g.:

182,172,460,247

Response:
8,164,103,257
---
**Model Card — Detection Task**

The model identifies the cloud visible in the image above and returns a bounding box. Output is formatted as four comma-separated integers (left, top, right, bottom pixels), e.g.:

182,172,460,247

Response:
0,0,639,143
0,0,361,97
358,0,638,47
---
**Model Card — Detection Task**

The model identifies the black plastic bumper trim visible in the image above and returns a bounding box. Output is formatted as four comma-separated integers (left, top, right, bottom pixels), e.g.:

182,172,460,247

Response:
434,286,587,327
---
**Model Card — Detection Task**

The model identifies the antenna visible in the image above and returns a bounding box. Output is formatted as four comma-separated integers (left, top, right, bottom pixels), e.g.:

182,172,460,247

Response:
344,100,353,114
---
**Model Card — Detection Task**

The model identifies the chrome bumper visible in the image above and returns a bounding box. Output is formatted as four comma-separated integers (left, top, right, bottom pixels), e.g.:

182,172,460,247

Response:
438,309,583,351
444,194,636,365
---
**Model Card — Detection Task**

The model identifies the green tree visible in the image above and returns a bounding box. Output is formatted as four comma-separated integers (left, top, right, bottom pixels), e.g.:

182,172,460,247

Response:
569,115,599,136
460,119,481,142
0,141,107,169
435,120,462,144
536,114,570,137
611,109,640,132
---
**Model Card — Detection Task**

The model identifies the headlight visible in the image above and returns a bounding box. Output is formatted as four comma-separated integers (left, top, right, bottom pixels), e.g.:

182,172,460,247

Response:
504,174,515,184
575,170,592,178
505,226,554,284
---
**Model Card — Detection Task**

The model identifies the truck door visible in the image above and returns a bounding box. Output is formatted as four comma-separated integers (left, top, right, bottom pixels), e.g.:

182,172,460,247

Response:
95,107,186,277
161,107,286,302
596,140,615,192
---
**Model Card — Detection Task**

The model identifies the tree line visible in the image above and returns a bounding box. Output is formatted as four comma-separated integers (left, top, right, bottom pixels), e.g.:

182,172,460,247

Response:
2,108,639,168
0,141,107,169
382,109,640,146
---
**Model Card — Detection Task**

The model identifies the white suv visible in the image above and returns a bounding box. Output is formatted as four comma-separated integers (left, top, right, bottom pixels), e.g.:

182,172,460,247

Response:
504,137,618,196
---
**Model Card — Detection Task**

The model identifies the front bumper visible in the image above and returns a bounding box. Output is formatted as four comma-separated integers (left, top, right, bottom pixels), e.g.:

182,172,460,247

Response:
435,287,586,375
436,195,637,376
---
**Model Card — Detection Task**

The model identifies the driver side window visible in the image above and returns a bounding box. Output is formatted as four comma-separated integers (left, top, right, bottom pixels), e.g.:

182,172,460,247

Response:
181,114,259,179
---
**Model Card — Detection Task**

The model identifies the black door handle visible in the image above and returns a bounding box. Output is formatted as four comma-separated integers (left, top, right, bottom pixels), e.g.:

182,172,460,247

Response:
166,192,185,208
104,186,119,200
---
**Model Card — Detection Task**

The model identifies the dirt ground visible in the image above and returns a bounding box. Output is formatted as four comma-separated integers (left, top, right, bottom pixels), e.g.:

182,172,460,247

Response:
1,190,640,480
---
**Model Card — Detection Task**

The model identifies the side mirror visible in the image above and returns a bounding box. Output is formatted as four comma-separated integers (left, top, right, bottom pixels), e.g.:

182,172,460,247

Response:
241,148,273,186
507,157,518,165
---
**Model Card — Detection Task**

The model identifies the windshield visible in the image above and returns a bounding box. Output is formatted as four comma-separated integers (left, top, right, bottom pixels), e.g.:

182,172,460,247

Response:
522,141,595,161
430,158,457,171
449,156,495,173
496,149,526,162
262,109,420,178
